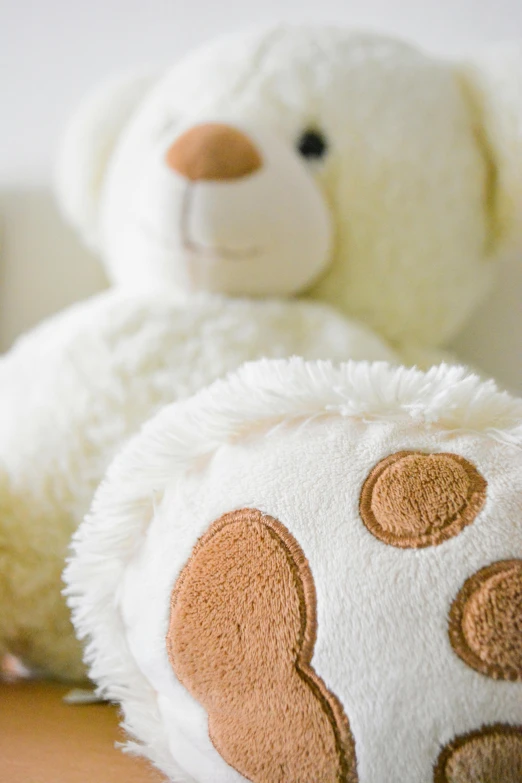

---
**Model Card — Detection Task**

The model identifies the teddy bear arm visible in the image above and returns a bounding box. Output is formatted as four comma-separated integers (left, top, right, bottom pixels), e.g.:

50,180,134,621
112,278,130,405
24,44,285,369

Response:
0,470,87,681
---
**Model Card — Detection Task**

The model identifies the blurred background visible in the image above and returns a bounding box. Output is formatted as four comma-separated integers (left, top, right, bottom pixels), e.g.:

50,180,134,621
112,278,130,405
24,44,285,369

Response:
1,0,521,390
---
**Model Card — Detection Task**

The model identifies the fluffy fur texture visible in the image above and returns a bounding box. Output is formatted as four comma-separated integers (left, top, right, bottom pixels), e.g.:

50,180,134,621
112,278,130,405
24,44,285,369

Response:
57,26,522,349
65,359,522,782
0,293,394,680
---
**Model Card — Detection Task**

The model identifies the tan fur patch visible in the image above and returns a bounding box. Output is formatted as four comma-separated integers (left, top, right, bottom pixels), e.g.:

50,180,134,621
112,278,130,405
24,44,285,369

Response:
167,508,357,783
433,724,522,782
359,451,487,548
449,560,522,681
165,123,263,181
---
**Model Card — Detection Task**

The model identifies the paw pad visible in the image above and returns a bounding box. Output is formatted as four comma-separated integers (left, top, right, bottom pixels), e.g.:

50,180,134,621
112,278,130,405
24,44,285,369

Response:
165,448,519,781
434,724,522,783
449,560,522,681
167,508,357,783
359,451,487,548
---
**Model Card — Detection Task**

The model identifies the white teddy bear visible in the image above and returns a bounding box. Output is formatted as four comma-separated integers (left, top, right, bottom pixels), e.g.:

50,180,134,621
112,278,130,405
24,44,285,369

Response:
1,25,521,682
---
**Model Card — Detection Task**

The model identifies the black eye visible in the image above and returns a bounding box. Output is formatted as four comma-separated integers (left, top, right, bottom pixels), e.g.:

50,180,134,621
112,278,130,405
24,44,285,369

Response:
297,129,328,160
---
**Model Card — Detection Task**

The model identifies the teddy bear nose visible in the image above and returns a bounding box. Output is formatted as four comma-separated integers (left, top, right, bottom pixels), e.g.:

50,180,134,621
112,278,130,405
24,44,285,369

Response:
165,122,263,182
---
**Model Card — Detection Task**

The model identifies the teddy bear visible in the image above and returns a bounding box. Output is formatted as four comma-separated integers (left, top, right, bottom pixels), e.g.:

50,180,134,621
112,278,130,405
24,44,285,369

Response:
1,24,522,683
65,357,522,783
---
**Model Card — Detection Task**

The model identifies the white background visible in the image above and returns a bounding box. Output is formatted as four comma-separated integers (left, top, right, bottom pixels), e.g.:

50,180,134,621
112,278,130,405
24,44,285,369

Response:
1,0,521,390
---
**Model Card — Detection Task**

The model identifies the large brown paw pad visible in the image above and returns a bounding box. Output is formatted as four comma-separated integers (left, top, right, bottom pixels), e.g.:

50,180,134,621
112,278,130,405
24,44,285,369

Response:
167,508,357,783
434,724,522,782
449,560,522,681
359,451,487,548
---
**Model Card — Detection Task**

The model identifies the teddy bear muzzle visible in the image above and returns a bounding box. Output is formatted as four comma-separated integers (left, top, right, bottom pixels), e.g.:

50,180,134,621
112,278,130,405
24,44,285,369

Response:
124,119,334,296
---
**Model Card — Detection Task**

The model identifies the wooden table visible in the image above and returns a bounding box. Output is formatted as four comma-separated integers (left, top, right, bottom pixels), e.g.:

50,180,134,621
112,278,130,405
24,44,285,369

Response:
0,680,164,782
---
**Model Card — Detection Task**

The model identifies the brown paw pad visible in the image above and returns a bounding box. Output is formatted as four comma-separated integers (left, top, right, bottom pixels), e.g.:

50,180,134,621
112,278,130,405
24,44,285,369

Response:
167,508,357,783
449,560,522,681
434,724,522,783
359,451,487,549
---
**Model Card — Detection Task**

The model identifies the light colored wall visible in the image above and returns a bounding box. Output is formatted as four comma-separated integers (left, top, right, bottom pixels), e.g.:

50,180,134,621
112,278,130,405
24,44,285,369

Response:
1,0,521,390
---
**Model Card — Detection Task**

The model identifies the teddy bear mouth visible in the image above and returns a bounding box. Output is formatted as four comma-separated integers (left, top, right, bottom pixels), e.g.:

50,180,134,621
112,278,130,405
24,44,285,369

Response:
180,185,262,261
136,214,263,262
182,237,262,262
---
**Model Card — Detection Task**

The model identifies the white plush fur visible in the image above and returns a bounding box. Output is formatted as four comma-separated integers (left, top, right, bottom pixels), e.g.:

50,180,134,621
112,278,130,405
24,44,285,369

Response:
0,292,395,680
56,70,158,248
4,25,522,682
457,45,522,250
65,359,522,782
57,26,522,349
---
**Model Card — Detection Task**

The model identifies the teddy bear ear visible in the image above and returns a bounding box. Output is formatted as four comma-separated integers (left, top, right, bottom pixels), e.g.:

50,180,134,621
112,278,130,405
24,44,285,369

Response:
456,46,522,256
55,70,158,249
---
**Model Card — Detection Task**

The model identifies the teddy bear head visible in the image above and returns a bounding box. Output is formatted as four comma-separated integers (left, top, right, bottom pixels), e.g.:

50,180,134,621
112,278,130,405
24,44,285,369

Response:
57,26,522,349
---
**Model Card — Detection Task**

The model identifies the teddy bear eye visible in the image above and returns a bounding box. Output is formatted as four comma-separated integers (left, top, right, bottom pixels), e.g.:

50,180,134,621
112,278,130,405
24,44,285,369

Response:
296,129,328,160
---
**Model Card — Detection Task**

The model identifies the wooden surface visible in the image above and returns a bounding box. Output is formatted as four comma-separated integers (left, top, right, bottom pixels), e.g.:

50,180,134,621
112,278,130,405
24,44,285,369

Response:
0,680,164,782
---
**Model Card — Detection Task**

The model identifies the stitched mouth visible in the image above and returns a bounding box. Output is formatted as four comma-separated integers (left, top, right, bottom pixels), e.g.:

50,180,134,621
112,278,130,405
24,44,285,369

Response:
182,238,262,261
134,185,264,261
181,185,262,261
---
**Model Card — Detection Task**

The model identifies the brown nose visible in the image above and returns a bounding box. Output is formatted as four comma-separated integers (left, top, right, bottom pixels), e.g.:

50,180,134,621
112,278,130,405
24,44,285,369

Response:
165,123,263,182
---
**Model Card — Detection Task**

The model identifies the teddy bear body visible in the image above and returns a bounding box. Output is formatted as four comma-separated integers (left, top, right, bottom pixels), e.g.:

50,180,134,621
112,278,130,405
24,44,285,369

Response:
0,291,394,679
